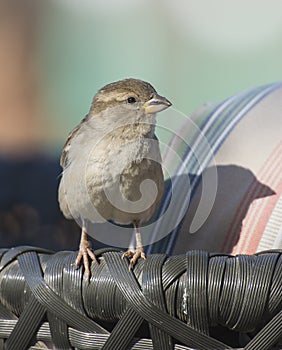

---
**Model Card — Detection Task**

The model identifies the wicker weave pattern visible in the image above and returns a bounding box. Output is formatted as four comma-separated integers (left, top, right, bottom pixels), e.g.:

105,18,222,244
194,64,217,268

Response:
0,247,281,349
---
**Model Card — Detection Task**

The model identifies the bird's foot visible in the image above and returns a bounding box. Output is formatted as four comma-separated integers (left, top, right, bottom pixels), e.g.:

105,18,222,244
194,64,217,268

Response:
75,239,97,280
122,247,146,270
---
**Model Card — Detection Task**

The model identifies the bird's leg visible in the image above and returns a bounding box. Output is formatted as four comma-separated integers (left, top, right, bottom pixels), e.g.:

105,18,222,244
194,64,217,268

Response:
122,222,146,269
75,222,97,279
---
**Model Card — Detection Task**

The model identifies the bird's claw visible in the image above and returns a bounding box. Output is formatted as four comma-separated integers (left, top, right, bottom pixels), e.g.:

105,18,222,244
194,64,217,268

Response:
122,248,146,270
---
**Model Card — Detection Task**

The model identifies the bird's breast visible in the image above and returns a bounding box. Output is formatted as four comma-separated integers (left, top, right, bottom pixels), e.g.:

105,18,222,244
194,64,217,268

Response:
60,133,164,224
86,136,164,223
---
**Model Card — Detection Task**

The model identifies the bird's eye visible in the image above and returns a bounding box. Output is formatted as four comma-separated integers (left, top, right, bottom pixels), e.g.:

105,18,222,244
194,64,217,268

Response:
127,96,136,104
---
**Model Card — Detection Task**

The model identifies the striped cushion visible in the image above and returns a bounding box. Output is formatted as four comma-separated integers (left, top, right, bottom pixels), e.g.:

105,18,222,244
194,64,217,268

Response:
148,82,282,255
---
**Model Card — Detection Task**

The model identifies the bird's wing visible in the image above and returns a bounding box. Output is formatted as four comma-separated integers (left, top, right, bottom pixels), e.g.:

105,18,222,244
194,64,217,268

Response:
60,114,89,169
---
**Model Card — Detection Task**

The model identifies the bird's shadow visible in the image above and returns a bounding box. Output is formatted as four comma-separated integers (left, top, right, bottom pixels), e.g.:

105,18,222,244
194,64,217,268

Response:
170,164,275,254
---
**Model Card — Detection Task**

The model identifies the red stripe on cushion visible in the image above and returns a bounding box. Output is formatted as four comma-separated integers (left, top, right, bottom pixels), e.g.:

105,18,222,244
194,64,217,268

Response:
221,141,282,254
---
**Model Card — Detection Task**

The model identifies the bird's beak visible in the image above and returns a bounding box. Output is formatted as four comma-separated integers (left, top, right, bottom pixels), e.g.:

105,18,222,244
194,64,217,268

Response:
142,94,172,114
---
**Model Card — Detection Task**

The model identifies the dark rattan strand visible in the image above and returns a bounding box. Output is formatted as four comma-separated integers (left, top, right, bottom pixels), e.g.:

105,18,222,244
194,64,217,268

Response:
185,251,210,335
142,254,173,350
0,246,281,350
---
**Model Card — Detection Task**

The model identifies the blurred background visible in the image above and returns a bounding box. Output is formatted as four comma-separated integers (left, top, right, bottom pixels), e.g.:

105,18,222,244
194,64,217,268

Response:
1,0,282,250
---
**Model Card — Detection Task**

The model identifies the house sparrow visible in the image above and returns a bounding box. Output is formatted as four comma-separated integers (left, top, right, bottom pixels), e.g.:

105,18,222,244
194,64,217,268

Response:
58,78,172,278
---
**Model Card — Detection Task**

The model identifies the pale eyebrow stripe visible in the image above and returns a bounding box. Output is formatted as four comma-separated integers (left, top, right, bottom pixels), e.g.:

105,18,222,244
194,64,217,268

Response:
96,91,138,102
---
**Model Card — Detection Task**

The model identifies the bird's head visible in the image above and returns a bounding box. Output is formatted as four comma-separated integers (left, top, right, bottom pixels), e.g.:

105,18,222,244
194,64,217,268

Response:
89,78,172,121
